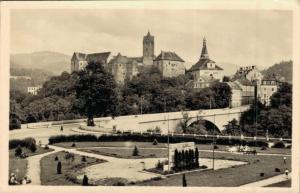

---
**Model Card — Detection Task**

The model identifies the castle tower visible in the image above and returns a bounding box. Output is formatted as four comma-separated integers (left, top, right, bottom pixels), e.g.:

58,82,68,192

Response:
142,31,155,66
200,37,209,60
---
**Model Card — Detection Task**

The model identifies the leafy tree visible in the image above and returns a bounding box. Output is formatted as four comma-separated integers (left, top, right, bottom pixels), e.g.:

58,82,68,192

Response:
74,62,118,125
178,112,192,133
223,118,241,136
270,82,292,108
210,82,232,108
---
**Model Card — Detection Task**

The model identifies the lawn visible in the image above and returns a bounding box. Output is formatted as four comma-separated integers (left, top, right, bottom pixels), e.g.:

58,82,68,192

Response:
9,146,53,184
78,147,167,159
136,151,291,187
53,141,291,155
40,151,106,185
53,141,167,149
265,179,291,187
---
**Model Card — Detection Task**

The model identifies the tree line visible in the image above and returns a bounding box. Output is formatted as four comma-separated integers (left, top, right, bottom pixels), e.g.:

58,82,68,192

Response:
9,62,232,128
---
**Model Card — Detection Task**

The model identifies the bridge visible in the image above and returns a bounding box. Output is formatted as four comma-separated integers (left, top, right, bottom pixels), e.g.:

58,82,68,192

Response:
83,105,250,134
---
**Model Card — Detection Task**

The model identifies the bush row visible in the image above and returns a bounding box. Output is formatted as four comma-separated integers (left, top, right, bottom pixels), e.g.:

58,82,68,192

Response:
9,137,36,149
48,133,272,147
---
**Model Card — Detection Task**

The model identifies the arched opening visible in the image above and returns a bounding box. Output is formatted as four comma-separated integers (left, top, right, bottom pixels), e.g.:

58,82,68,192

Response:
187,119,221,135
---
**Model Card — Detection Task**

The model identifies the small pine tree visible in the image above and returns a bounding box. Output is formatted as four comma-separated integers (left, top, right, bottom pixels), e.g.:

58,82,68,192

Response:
57,161,62,174
60,125,63,131
195,147,199,168
82,175,89,186
152,139,158,145
181,150,185,169
174,149,179,171
132,145,139,156
182,174,187,187
15,146,22,157
81,156,87,162
54,156,59,161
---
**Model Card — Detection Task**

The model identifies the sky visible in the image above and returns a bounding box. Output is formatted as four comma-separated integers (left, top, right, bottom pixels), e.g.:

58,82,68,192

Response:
10,9,292,69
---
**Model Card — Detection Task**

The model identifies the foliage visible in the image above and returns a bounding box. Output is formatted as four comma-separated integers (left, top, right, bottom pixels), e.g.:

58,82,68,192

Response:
222,118,241,136
48,133,270,147
57,161,62,174
182,174,187,187
9,137,36,149
74,62,118,125
261,60,292,83
152,139,158,145
272,141,285,148
82,175,89,186
270,82,292,108
132,145,139,156
15,146,22,157
81,156,87,162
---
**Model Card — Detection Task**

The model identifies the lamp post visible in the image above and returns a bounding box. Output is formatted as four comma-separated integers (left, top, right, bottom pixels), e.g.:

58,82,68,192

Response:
164,97,170,172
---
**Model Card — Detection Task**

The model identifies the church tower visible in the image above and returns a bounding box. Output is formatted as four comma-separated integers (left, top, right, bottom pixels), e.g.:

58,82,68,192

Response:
200,37,209,60
142,31,155,66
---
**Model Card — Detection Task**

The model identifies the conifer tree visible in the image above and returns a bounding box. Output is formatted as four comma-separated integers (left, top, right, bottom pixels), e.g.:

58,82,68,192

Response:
195,147,199,168
182,174,187,187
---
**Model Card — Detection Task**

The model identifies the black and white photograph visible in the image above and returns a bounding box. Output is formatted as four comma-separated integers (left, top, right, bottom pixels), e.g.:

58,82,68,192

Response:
0,1,299,192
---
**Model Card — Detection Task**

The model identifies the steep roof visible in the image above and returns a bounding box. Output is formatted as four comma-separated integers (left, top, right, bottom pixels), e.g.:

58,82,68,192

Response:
72,52,111,63
226,81,242,90
72,52,87,61
108,53,140,65
233,77,253,86
188,38,223,72
153,51,184,62
86,52,111,63
189,58,223,71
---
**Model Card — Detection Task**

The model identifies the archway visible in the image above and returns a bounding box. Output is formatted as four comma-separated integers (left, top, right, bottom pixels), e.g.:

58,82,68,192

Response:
187,119,221,135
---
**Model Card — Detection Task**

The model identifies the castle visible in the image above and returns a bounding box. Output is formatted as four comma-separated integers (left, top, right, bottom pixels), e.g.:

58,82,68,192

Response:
71,31,185,84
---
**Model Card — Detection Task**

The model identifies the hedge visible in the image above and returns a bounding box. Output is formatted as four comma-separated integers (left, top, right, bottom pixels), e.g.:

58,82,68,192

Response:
48,133,270,147
9,137,36,149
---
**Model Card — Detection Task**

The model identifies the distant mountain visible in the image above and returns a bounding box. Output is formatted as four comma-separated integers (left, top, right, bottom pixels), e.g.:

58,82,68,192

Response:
185,61,240,76
10,51,71,75
261,60,293,83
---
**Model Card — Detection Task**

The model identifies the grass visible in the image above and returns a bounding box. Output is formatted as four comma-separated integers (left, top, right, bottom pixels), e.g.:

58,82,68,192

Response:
79,147,167,159
136,151,291,187
53,141,167,149
265,179,291,187
40,151,106,185
53,141,291,155
9,146,53,183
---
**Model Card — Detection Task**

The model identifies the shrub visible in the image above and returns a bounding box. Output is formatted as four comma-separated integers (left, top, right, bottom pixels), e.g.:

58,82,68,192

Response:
81,156,87,162
113,181,125,186
44,145,49,150
261,146,267,150
15,146,22,157
65,152,75,161
260,172,264,177
286,144,292,149
213,145,219,149
132,146,139,156
152,139,158,145
272,141,285,148
9,137,36,149
29,142,37,153
275,168,281,172
82,175,89,186
200,165,208,169
71,142,76,147
54,156,59,161
57,161,62,174
156,160,164,170
182,174,187,187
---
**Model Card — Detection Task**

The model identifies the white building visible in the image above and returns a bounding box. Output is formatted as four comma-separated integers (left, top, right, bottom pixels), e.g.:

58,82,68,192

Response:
259,76,279,105
154,51,185,78
226,82,243,107
188,38,224,88
27,86,41,95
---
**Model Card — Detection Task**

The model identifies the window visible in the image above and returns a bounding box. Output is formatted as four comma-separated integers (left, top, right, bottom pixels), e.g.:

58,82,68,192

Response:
272,88,274,91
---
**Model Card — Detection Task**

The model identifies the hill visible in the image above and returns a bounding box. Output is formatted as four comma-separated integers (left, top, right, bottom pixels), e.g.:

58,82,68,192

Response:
10,51,71,75
261,60,293,83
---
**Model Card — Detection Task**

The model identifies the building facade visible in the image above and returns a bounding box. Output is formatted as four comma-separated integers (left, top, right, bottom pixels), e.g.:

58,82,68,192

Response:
142,31,155,66
27,86,41,95
259,75,279,105
108,53,139,85
153,51,185,78
71,52,111,72
226,82,243,108
188,38,224,89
